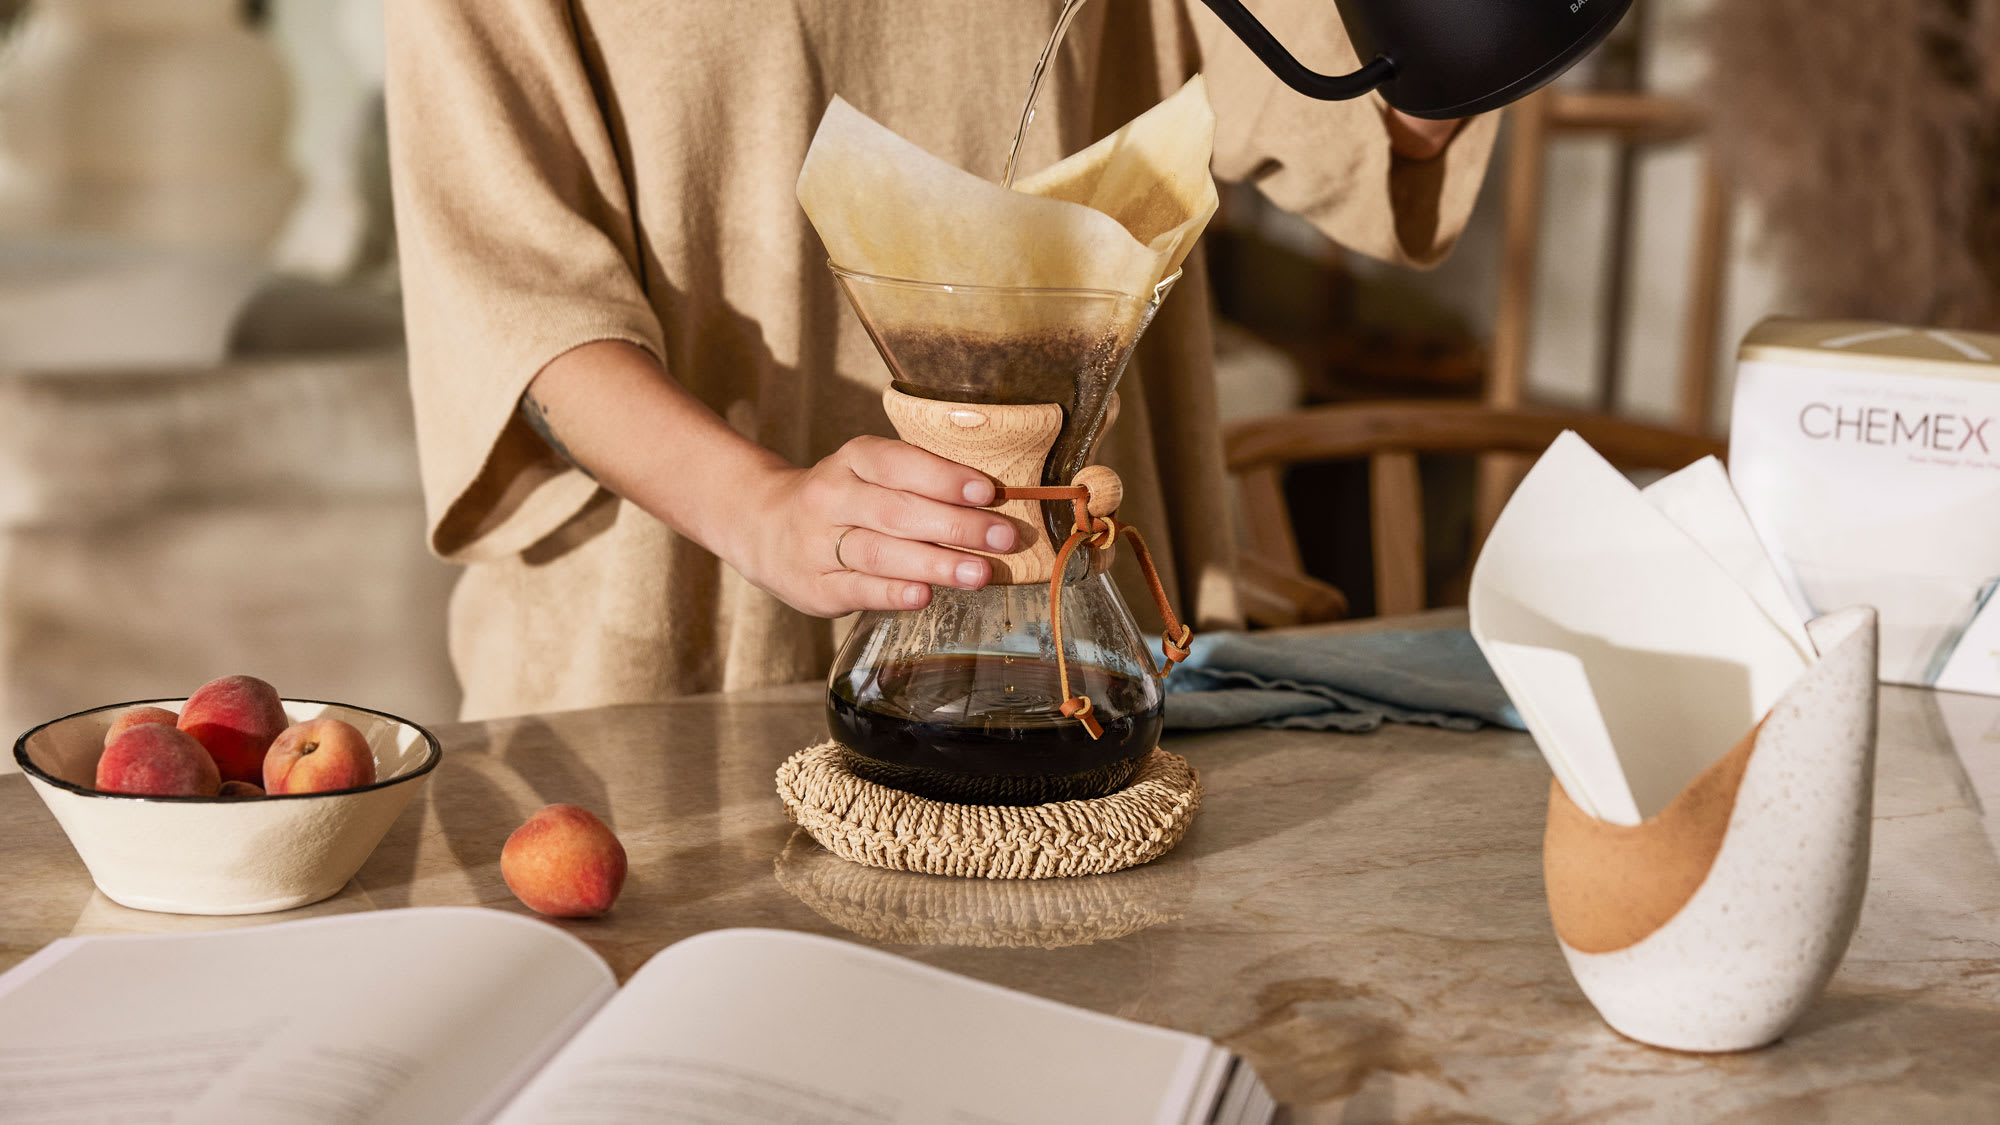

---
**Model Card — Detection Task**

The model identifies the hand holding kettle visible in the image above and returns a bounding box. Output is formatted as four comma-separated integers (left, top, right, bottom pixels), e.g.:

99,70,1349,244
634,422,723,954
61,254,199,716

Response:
1199,0,1634,119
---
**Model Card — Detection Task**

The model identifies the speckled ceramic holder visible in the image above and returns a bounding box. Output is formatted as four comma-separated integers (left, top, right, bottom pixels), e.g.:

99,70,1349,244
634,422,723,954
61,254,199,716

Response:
1542,606,1879,1052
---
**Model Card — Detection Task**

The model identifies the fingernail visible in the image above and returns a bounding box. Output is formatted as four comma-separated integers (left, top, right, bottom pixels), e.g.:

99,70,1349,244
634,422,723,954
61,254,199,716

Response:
955,560,985,587
985,524,1015,551
902,584,927,607
963,479,995,506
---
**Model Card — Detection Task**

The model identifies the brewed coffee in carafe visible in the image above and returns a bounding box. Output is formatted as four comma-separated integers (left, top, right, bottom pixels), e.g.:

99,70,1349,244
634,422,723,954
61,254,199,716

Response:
826,590,1165,805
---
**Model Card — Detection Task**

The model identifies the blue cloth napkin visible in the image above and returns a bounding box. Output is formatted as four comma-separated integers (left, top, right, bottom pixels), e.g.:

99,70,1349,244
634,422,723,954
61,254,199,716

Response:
1158,627,1525,734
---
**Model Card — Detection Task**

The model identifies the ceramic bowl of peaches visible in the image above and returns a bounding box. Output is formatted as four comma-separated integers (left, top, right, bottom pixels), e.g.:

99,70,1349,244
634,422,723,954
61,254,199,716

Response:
12,675,441,916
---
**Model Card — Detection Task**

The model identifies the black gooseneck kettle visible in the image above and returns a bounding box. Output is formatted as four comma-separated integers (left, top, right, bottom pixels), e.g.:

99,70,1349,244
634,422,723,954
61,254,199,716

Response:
1198,0,1635,119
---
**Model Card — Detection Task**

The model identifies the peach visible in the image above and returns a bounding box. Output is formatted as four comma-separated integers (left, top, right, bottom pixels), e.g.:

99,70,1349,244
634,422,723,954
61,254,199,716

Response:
178,675,289,785
104,705,180,748
95,724,221,797
263,718,377,795
501,804,627,918
217,780,265,799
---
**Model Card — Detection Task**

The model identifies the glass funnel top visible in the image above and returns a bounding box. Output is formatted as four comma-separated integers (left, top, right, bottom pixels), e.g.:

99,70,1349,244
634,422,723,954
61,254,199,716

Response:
832,267,1174,511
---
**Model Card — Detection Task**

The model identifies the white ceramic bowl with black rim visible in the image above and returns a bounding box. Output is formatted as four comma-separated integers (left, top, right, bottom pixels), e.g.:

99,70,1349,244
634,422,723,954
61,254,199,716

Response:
14,698,441,915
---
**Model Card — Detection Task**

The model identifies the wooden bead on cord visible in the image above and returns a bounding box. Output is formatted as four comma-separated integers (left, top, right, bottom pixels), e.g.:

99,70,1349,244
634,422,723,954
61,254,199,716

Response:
1073,465,1123,518
882,387,1064,584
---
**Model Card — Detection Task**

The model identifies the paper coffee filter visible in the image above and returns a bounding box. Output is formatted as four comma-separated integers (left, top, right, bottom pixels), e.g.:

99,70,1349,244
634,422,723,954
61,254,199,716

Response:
796,76,1217,300
799,77,1215,526
1469,433,1812,825
1008,76,1216,280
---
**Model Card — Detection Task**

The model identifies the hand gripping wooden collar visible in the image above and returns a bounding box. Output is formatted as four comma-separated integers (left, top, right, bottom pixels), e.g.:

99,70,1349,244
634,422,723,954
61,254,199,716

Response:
881,387,1194,739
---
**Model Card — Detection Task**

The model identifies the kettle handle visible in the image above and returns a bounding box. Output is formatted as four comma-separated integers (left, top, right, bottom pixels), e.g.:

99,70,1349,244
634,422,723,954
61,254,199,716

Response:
1197,0,1395,101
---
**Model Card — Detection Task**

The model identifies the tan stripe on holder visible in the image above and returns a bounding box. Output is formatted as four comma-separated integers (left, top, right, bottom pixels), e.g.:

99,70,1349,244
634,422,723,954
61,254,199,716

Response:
1543,720,1761,954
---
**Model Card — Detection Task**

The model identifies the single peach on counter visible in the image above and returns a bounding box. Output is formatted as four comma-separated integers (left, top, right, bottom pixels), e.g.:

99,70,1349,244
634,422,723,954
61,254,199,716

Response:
96,724,222,797
263,718,377,795
501,804,627,918
178,675,288,785
104,705,180,748
217,780,265,799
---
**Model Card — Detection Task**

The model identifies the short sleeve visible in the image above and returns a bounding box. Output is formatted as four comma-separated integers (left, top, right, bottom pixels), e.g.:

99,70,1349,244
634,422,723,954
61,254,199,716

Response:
386,0,666,563
1190,0,1500,268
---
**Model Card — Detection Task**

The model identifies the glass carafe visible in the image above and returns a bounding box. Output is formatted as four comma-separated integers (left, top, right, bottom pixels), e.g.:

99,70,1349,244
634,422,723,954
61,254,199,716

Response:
825,268,1177,805
829,577,1164,804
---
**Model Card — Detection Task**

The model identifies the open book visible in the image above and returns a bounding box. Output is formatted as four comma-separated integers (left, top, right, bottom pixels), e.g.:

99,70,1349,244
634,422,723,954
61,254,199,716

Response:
0,907,1271,1125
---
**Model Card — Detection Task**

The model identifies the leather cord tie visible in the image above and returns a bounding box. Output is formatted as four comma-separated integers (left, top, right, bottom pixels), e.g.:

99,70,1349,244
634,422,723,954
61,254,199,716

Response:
992,474,1194,740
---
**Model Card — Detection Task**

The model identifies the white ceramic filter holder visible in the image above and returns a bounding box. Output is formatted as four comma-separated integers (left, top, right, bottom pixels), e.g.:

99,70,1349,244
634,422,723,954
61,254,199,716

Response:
15,699,439,915
1542,606,1878,1052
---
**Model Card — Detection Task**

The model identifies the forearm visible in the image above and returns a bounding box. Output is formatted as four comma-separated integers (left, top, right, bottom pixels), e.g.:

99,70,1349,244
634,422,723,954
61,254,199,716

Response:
518,340,1017,617
520,339,786,563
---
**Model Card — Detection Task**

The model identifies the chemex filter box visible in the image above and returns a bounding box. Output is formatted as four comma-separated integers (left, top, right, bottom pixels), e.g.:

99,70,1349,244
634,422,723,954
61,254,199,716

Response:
1729,318,2000,695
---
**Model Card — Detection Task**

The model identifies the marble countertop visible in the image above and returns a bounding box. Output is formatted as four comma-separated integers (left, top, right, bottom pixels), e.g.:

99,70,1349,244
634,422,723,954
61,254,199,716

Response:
5,616,1999,1121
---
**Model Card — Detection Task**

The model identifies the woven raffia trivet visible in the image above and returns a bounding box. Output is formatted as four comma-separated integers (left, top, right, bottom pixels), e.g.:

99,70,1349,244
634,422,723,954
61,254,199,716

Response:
776,741,1201,879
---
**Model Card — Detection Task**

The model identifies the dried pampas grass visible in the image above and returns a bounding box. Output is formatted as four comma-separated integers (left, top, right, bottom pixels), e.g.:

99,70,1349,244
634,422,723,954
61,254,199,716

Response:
1702,0,2000,329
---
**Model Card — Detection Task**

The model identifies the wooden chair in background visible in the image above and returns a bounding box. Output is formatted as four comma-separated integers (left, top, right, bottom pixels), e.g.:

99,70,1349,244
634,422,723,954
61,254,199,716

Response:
1226,402,1725,624
1223,76,1736,627
1477,85,1732,535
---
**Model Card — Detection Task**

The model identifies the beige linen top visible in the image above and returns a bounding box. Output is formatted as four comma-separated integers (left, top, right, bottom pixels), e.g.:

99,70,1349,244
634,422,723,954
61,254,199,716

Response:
386,0,1497,722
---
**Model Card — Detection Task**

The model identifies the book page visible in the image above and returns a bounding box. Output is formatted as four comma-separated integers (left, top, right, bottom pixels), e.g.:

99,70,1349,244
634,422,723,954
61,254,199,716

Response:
493,928,1222,1125
0,907,614,1125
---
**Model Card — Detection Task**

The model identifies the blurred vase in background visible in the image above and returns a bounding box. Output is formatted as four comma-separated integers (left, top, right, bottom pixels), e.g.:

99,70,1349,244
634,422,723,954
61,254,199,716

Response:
0,0,296,251
0,0,298,373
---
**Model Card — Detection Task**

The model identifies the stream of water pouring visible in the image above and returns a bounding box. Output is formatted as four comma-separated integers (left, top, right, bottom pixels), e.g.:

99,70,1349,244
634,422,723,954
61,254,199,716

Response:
999,0,1082,680
1000,0,1090,189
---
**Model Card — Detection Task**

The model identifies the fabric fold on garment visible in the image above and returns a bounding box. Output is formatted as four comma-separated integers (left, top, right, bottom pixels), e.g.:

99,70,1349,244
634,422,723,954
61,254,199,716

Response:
1158,628,1525,733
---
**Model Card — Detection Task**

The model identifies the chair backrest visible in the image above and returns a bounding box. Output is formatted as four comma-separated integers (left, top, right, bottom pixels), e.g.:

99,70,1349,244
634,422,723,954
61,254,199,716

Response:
1224,401,1724,617
1220,82,1736,624
1480,86,1732,533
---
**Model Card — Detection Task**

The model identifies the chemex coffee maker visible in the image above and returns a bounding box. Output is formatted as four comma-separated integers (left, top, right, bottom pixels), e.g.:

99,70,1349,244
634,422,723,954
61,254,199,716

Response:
799,0,1640,816
824,267,1189,806
794,68,1218,816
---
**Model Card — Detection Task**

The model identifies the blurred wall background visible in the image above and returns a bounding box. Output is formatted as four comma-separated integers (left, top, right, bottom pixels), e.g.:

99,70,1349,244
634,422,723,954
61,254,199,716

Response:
0,0,452,759
1223,0,1794,432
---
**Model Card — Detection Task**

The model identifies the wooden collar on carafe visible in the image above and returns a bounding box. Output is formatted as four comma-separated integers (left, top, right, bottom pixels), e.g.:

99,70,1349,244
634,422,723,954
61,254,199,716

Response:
880,387,1193,737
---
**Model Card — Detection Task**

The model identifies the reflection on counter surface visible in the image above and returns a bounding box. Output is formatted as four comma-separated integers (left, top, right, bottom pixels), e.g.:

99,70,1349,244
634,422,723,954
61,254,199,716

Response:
1918,687,2000,859
5,665,1999,1119
773,830,1197,948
